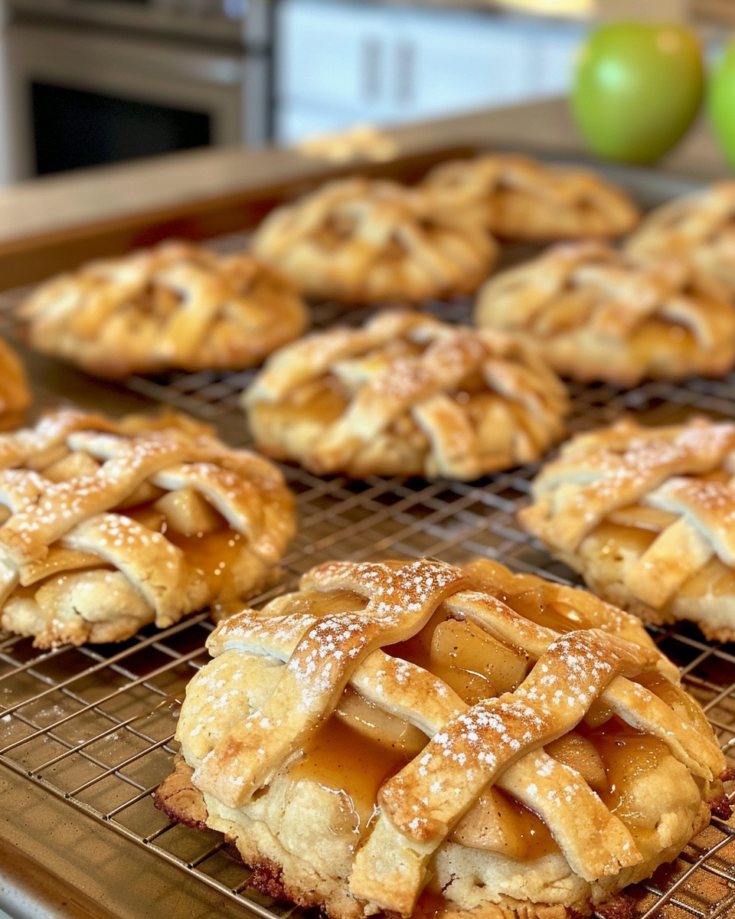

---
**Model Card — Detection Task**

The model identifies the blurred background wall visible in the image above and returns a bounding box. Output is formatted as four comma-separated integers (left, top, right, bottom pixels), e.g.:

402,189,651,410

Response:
0,0,724,185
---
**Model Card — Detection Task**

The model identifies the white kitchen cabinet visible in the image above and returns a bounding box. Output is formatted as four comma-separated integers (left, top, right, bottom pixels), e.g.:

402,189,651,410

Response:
277,0,396,120
274,0,590,145
535,24,586,95
388,8,538,119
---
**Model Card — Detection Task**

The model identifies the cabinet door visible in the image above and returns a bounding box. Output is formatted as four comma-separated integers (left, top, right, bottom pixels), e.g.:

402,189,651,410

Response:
389,10,538,121
276,0,392,115
535,25,587,97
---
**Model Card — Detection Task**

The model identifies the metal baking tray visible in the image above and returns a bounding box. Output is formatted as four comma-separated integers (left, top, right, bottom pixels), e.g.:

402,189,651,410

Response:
1,165,735,919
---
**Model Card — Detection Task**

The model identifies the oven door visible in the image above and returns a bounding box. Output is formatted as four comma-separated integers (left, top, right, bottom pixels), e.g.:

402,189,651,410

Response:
4,21,253,179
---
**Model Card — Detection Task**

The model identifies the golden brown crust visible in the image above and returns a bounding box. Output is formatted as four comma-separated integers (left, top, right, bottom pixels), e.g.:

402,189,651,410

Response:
154,751,209,831
626,180,735,294
0,408,295,647
520,416,735,642
422,154,640,242
243,310,568,480
19,241,309,378
166,557,725,919
474,243,735,387
252,177,498,304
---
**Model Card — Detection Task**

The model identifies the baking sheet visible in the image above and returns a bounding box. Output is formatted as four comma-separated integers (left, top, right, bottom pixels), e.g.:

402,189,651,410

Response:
1,172,735,919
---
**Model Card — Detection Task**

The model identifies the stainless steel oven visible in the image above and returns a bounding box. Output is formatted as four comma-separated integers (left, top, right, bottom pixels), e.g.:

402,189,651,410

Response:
2,0,272,181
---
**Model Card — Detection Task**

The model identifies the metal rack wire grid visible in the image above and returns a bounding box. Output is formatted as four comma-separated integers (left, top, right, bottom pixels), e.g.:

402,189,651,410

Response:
1,244,735,919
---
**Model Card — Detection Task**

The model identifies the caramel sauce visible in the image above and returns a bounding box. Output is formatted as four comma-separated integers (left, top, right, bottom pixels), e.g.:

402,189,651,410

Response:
631,320,698,364
455,369,487,395
492,588,586,635
167,527,246,599
414,889,449,919
590,522,657,559
582,697,615,730
266,377,348,426
583,717,670,825
450,787,558,861
290,715,412,830
124,501,247,606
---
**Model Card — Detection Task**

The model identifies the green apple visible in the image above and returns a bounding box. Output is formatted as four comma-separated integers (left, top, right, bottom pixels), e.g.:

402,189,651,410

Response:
709,40,735,170
571,22,704,164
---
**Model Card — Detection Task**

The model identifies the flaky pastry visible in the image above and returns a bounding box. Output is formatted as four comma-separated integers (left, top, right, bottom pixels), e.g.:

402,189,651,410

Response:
520,416,735,642
0,409,295,648
251,178,497,304
18,242,309,379
474,243,735,387
156,557,728,919
422,154,640,242
242,311,568,480
626,181,735,294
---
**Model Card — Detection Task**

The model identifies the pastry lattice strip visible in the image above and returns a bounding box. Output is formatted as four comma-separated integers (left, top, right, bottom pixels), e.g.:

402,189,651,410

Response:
481,243,729,341
521,417,735,616
626,181,735,279
422,153,640,239
252,177,497,303
0,409,295,648
190,558,724,916
245,311,568,480
18,242,308,377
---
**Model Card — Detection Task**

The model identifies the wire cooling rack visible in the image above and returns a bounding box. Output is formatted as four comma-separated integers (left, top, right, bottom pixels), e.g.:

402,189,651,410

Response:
1,261,735,919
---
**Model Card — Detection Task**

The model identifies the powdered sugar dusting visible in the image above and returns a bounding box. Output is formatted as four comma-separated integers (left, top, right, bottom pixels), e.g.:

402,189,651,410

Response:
379,630,651,843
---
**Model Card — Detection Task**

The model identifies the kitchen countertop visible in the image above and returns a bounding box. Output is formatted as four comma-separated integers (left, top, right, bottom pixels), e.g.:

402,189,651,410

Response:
0,96,730,289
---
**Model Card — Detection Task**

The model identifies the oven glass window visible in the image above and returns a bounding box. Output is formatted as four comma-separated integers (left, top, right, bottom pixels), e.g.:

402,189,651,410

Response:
32,82,212,175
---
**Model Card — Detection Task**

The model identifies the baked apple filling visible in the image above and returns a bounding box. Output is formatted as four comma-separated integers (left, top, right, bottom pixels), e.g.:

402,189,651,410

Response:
160,558,728,919
0,410,295,647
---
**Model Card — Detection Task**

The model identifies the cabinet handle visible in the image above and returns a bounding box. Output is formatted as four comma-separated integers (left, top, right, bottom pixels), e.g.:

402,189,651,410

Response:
360,36,381,103
396,41,414,106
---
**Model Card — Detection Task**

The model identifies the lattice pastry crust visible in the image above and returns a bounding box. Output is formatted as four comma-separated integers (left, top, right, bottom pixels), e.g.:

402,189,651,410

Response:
520,416,735,642
0,336,31,429
242,311,568,480
626,181,735,294
0,409,295,648
474,243,735,387
18,242,309,379
251,178,498,304
422,154,640,242
157,557,728,919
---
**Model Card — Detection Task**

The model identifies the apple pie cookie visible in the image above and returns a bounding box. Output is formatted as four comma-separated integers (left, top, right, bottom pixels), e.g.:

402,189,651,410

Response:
0,336,31,429
0,409,296,648
18,242,309,379
156,557,729,919
242,311,568,480
474,243,735,387
520,416,735,642
251,177,497,304
626,181,735,294
422,153,640,242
